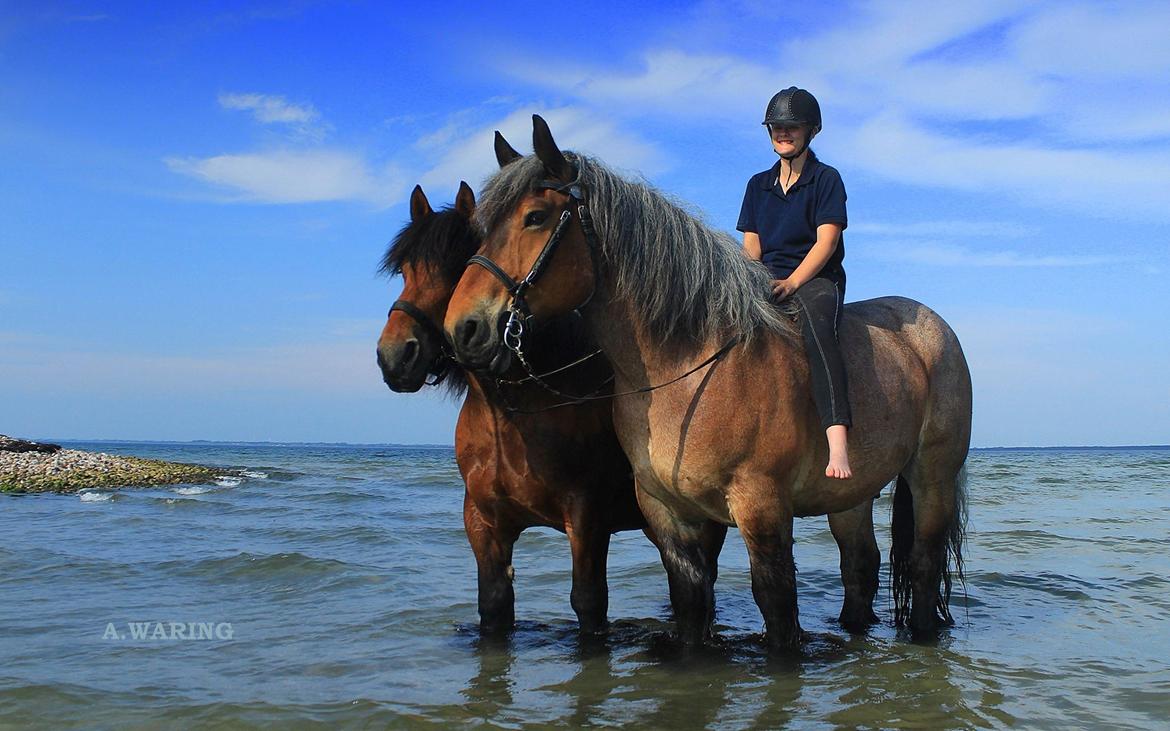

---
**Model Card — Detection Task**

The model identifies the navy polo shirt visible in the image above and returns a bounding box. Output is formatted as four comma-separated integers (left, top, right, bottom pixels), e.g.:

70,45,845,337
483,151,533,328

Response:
736,155,848,290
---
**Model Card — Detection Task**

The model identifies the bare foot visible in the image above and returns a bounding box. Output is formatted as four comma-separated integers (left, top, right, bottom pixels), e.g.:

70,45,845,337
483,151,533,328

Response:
825,425,852,479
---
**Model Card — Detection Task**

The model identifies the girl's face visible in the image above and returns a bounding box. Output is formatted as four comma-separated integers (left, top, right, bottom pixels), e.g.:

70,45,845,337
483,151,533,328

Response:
769,123,811,158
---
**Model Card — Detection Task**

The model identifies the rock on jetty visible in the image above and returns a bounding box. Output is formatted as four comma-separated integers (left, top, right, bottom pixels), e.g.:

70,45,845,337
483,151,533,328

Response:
0,435,218,494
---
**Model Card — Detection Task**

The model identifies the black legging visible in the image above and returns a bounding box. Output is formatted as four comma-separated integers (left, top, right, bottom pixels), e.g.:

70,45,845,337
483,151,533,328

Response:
791,277,851,429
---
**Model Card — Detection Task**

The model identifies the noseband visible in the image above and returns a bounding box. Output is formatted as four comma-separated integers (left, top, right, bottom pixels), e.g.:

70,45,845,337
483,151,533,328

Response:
387,299,453,387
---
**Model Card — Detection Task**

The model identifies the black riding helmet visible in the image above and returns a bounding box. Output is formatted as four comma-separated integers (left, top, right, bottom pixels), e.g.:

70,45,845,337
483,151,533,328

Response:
762,87,822,132
763,87,821,161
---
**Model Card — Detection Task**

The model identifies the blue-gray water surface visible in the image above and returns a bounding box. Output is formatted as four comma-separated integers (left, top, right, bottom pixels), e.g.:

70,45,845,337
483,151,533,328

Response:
2,442,1168,729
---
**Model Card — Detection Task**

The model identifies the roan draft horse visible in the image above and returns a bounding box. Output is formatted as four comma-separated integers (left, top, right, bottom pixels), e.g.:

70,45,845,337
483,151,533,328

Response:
445,116,971,648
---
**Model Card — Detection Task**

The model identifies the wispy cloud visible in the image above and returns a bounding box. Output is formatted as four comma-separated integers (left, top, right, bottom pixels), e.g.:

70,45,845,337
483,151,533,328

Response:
418,105,667,193
867,244,1127,268
218,92,318,125
497,1,1170,219
165,150,405,205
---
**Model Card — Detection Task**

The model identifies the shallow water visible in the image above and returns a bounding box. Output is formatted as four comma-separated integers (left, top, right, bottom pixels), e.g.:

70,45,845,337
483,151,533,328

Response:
2,442,1168,728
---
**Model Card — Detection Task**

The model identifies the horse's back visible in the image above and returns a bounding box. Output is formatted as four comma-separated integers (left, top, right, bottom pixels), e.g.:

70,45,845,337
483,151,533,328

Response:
844,296,972,466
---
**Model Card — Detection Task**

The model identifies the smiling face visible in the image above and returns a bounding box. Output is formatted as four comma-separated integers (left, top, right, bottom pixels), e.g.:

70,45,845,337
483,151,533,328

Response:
768,123,812,158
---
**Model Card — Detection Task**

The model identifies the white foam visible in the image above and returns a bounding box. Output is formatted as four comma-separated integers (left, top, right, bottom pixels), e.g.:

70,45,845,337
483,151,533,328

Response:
175,485,212,495
79,492,112,502
214,476,244,488
239,470,268,479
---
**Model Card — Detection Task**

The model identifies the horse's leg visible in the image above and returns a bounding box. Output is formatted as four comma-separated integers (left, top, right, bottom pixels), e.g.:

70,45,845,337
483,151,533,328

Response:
827,498,880,632
565,512,611,634
639,486,726,645
894,466,960,641
464,492,519,635
736,500,802,651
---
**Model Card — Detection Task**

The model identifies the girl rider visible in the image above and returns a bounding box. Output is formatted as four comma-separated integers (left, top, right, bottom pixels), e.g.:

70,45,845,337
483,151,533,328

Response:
737,87,852,479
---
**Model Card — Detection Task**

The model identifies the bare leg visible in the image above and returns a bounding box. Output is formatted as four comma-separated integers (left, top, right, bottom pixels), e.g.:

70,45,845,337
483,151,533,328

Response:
827,499,879,631
464,493,518,635
566,515,612,634
826,424,852,479
639,486,726,645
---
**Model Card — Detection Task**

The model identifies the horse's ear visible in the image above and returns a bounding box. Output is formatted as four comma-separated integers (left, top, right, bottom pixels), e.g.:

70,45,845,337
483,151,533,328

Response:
409,185,432,223
454,181,476,216
532,114,573,181
494,131,522,168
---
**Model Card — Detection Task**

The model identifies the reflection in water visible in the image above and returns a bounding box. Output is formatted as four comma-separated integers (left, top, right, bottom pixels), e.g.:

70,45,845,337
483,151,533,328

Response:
463,634,517,717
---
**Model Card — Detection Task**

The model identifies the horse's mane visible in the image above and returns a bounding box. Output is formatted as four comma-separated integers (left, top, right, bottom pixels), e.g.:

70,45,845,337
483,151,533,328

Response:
378,205,478,397
475,154,794,356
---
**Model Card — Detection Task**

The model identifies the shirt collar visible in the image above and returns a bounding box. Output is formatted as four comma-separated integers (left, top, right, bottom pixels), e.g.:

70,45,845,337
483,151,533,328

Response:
761,156,822,192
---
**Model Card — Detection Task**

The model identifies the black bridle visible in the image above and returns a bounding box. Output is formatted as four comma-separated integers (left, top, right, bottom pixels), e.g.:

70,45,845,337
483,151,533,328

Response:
466,170,599,354
387,299,453,387
462,162,740,414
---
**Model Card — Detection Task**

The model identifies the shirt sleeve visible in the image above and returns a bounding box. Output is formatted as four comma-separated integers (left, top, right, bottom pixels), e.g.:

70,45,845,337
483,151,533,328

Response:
814,167,848,230
735,178,757,233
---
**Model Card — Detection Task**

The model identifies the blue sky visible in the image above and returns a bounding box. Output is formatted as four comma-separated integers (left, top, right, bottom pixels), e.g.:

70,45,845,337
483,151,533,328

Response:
2,1,1168,446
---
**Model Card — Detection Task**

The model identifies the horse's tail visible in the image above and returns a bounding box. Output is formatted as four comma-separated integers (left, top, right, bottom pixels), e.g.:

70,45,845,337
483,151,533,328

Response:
939,462,969,626
889,474,914,627
889,464,969,627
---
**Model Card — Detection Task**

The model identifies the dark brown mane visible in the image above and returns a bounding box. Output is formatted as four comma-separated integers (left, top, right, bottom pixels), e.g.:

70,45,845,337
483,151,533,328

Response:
379,204,481,285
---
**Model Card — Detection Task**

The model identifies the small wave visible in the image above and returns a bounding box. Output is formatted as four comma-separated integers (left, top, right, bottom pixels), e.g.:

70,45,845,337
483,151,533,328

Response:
175,486,213,496
214,476,244,488
239,470,268,479
79,492,112,502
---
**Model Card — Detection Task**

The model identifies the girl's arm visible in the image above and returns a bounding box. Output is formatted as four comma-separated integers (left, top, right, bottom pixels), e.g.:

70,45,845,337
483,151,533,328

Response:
772,222,842,299
743,231,762,260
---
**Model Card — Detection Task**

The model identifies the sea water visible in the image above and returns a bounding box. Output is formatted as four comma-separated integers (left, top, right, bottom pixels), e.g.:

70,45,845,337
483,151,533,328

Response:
1,442,1168,728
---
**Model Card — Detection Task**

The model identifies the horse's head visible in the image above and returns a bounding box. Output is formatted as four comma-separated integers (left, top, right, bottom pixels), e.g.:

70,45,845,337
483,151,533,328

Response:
376,182,478,392
446,117,597,372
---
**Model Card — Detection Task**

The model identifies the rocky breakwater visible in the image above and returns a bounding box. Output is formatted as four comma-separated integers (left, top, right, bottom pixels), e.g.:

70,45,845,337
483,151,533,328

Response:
0,435,217,493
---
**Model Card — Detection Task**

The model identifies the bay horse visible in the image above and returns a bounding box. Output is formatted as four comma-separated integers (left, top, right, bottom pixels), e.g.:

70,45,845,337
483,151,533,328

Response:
376,179,645,635
444,116,970,648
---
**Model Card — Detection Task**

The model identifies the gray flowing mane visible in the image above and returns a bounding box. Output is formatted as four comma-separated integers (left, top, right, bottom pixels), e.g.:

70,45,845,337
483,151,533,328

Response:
476,154,794,353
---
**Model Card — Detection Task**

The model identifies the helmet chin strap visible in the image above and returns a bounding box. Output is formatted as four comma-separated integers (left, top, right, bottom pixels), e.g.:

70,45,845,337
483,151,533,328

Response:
772,128,816,187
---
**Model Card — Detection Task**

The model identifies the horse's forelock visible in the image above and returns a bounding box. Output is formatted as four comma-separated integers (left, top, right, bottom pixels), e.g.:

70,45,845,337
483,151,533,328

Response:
380,205,481,285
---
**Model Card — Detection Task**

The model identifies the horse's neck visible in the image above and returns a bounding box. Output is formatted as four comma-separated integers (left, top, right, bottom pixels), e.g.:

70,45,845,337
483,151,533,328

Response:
585,295,703,390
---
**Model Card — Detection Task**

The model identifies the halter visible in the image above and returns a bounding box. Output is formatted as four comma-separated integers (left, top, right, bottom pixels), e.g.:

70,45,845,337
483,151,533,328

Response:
387,299,453,387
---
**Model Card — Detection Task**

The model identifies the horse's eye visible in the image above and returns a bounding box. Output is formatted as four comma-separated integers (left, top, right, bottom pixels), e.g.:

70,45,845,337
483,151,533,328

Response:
524,210,548,228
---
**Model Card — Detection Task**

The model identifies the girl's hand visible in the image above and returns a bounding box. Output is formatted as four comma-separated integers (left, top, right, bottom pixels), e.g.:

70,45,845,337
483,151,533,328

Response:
771,278,800,302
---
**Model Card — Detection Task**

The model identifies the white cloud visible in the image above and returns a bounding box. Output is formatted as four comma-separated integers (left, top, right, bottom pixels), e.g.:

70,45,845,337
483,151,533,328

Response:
165,150,406,205
849,220,1034,238
864,244,1127,268
506,51,774,123
841,111,1170,218
218,92,318,125
496,1,1170,220
418,105,667,193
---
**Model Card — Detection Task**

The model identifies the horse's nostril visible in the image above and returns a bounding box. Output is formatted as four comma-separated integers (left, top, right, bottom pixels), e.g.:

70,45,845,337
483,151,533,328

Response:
456,318,479,351
402,339,419,367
